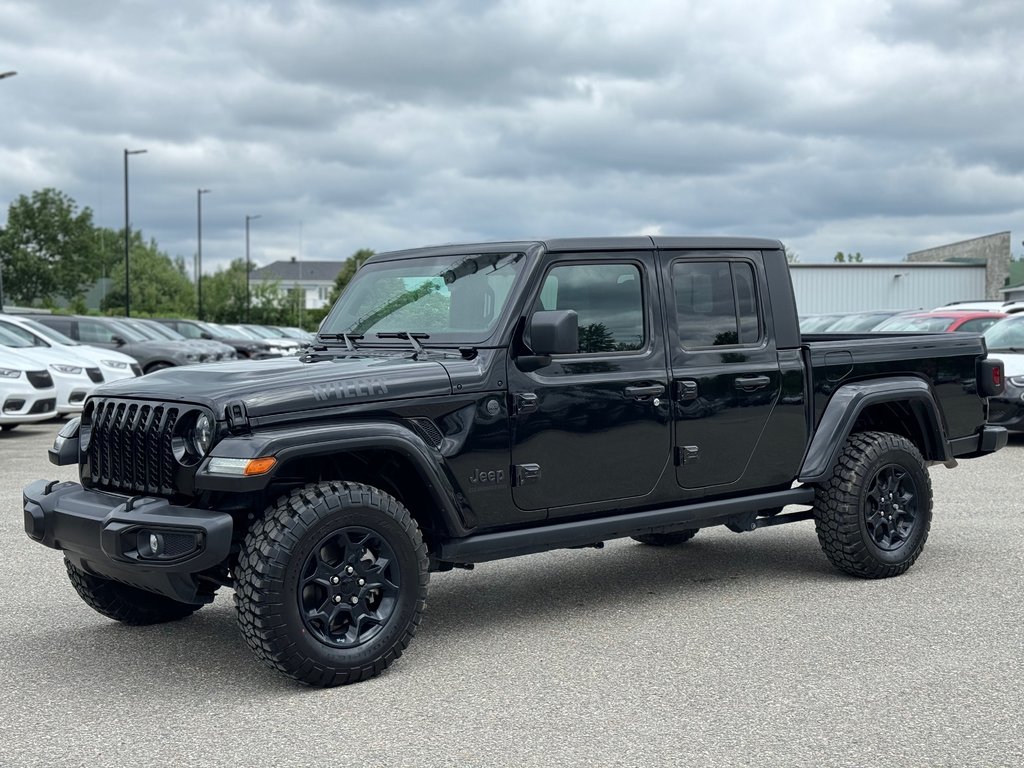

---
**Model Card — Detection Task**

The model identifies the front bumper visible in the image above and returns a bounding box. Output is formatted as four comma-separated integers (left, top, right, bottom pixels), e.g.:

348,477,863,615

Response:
23,479,233,604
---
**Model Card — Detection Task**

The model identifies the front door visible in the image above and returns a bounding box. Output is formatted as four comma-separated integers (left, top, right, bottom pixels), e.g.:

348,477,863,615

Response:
507,253,671,513
663,253,782,491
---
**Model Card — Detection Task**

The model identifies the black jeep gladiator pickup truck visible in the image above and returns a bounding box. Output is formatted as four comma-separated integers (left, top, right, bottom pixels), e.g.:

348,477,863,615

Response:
23,237,1007,686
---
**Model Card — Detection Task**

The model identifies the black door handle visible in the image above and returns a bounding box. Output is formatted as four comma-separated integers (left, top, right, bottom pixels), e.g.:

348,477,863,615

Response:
625,384,665,399
734,375,770,391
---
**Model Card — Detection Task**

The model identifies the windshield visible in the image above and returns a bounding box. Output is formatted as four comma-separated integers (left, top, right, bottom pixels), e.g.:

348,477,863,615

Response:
242,325,278,340
320,252,525,342
18,318,79,345
120,320,162,341
984,318,1024,350
826,312,899,332
107,320,146,343
0,324,37,348
225,324,261,340
874,315,954,333
142,322,187,341
0,320,51,348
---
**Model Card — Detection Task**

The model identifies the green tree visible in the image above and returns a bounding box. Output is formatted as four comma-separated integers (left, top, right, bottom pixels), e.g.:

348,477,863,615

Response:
100,230,196,316
0,188,102,306
201,258,295,324
328,248,375,304
833,251,864,263
202,259,250,323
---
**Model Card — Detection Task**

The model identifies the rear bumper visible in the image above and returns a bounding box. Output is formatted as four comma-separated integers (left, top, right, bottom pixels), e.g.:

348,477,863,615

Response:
23,479,233,603
949,425,1008,458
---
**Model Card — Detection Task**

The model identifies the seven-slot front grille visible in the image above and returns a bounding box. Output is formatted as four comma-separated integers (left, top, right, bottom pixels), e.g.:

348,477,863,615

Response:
87,399,183,495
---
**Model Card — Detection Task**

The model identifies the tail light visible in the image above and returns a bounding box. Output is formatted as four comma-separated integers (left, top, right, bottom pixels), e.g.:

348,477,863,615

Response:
978,359,1004,397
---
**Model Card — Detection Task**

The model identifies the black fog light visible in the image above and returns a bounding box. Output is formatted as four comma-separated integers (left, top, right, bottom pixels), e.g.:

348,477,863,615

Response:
136,529,200,560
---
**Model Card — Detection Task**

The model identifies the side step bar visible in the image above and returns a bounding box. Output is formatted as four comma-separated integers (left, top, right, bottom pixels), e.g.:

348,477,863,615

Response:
439,487,816,564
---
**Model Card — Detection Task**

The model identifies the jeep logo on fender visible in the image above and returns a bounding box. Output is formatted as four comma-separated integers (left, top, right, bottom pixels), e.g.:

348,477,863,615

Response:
311,378,389,402
469,468,505,486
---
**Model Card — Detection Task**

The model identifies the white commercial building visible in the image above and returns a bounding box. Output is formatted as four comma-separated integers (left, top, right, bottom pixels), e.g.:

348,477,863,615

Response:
790,263,986,316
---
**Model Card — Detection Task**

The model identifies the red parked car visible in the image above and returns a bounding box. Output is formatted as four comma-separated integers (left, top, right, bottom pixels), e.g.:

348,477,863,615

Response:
873,311,1008,334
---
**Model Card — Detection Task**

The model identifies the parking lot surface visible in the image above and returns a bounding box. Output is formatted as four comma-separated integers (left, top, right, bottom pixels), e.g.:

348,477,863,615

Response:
0,422,1021,767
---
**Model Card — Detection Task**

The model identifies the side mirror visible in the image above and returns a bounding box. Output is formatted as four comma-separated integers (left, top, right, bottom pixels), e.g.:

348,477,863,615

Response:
200,332,213,340
530,310,578,355
111,335,126,347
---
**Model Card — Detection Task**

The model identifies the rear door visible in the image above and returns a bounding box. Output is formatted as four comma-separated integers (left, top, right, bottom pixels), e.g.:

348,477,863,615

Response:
663,251,782,490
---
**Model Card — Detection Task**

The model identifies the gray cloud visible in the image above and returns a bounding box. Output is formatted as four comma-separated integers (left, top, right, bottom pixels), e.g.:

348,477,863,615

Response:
1,0,1023,277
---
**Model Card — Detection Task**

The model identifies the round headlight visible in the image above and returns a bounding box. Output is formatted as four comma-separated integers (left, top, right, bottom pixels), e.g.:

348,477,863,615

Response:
192,413,214,455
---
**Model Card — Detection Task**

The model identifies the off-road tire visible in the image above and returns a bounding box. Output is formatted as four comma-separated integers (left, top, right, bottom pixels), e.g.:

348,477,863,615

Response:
813,431,932,579
64,558,202,625
632,529,699,547
234,481,429,687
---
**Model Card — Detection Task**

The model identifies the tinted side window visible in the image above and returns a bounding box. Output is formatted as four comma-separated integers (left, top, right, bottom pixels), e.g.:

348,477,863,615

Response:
538,263,645,353
78,320,117,344
673,261,760,348
35,316,74,337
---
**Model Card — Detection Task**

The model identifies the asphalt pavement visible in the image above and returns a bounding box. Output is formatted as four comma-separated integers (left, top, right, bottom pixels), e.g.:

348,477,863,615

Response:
0,421,1021,767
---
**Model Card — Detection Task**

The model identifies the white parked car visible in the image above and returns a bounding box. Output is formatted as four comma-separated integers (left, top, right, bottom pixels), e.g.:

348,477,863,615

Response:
0,347,58,429
0,324,102,415
0,316,141,382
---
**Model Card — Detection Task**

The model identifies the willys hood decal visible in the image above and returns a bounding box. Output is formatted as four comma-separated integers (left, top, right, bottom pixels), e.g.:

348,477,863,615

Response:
93,353,453,417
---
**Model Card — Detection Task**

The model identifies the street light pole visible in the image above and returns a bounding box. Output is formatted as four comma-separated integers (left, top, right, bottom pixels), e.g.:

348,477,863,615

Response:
245,214,261,323
197,188,210,320
123,148,147,317
0,71,17,310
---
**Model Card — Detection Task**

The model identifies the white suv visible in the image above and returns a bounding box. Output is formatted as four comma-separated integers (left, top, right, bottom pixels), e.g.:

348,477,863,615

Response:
0,348,58,429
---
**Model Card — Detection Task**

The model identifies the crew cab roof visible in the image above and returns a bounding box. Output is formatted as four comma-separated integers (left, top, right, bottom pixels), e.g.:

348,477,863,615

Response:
370,236,784,262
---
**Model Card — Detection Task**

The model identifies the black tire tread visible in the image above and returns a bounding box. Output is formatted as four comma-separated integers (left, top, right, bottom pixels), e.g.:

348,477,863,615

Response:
813,430,932,579
64,558,201,625
234,480,429,687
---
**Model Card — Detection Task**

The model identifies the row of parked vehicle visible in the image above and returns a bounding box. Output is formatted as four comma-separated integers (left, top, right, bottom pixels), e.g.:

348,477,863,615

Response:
801,299,1024,432
0,315,314,431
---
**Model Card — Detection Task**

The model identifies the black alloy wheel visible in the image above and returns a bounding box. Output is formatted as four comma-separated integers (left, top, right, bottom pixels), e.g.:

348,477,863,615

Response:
299,526,401,649
863,464,919,552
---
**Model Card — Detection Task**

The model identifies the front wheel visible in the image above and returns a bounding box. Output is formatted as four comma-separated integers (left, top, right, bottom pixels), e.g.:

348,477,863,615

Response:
813,431,932,578
234,481,429,687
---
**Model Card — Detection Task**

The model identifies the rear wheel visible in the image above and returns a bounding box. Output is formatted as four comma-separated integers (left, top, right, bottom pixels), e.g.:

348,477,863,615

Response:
64,558,202,625
813,431,932,578
632,529,699,547
234,481,429,687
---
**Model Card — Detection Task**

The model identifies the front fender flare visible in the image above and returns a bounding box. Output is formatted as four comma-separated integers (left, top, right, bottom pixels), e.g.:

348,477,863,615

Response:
798,376,949,484
195,421,470,537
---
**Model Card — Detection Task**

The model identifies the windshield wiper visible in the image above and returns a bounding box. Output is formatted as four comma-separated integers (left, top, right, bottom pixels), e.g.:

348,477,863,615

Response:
317,333,364,351
376,332,429,356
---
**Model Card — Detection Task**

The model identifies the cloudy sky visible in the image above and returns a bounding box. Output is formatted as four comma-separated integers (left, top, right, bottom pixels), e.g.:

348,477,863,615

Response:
1,0,1022,274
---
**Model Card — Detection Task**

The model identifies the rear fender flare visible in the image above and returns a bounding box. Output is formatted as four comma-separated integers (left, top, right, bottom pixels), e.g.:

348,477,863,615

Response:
798,377,948,484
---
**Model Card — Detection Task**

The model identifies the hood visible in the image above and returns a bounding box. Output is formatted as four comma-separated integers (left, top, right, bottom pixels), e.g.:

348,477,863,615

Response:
0,347,55,373
0,345,94,370
93,352,453,417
